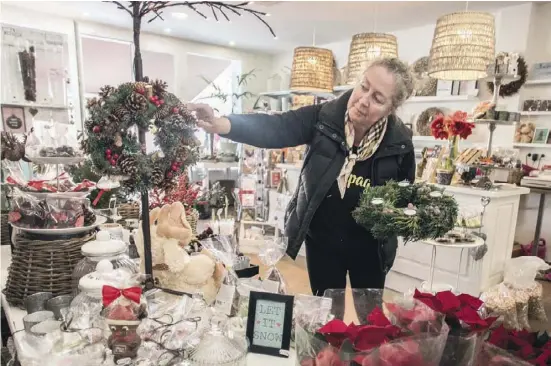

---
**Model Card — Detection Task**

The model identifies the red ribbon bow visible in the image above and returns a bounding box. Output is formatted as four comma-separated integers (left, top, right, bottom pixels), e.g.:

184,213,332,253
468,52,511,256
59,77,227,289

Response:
102,285,142,307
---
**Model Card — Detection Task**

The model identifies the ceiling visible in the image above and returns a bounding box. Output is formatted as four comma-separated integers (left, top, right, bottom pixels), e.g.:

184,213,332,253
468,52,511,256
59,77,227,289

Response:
4,1,527,54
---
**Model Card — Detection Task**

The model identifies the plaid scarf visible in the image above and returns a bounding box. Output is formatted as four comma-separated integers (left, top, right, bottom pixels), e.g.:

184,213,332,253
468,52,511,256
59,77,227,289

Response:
337,111,387,198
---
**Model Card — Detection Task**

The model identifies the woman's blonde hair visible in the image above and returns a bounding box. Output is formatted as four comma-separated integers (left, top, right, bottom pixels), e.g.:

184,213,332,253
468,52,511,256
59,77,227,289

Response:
362,58,414,110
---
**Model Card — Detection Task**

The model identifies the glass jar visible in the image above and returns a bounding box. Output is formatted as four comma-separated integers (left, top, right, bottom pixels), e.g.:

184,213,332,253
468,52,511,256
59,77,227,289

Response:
69,259,132,331
72,230,138,294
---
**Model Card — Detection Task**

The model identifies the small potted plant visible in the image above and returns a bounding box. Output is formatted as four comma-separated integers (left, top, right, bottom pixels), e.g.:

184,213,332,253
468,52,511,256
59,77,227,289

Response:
431,111,475,185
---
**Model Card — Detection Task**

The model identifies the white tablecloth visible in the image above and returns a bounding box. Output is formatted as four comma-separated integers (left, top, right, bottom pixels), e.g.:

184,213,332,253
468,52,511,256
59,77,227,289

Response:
0,246,296,365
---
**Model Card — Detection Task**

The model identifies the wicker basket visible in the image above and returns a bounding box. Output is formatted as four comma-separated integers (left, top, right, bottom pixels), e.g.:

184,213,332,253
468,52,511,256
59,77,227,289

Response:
118,202,140,221
1,212,10,246
188,209,200,235
3,232,94,308
290,47,334,92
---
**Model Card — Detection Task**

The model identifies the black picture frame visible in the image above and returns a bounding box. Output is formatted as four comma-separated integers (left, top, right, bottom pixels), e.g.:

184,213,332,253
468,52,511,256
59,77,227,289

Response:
246,291,294,358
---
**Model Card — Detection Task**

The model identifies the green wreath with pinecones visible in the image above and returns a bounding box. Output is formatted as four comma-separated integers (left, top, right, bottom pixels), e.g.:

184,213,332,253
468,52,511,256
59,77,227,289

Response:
352,181,458,242
80,80,201,193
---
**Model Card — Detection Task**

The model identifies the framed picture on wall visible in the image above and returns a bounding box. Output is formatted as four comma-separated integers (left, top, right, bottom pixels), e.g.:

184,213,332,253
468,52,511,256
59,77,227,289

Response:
533,128,549,144
1,105,26,133
270,170,282,188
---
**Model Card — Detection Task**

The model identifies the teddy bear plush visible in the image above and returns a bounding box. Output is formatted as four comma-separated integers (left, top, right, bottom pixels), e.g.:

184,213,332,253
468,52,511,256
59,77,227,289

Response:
134,202,223,303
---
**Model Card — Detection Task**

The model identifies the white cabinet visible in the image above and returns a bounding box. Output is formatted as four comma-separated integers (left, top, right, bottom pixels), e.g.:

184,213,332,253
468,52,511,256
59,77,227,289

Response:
386,185,530,296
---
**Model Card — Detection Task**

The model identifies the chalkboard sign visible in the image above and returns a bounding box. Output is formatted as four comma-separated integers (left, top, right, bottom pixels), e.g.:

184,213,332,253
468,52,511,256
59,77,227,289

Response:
246,291,294,358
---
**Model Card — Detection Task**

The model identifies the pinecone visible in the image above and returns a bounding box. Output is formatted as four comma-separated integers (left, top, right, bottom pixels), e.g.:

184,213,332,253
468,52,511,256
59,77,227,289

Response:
152,79,168,96
154,104,171,121
126,92,148,112
98,85,116,99
83,205,96,226
84,118,95,131
150,166,164,185
86,97,101,109
118,155,138,175
134,81,148,92
113,106,131,123
101,114,120,134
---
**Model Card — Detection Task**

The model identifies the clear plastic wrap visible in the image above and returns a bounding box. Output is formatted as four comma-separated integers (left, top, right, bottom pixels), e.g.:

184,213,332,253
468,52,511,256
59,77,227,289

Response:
295,289,449,366
6,171,95,195
101,285,148,362
475,342,533,366
8,189,92,229
26,122,83,159
201,235,240,316
13,327,105,366
481,283,519,330
503,256,550,328
258,236,288,294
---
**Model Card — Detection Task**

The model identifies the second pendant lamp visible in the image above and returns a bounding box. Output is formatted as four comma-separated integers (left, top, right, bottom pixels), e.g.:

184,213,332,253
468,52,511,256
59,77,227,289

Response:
345,32,398,85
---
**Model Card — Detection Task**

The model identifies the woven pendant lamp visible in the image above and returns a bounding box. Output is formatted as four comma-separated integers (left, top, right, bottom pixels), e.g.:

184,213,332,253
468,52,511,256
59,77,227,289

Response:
345,33,398,85
428,11,495,81
289,46,334,92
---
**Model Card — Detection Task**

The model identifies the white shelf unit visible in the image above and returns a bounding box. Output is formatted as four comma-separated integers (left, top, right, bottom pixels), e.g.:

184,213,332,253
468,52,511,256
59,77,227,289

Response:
525,79,551,86
0,101,71,110
259,89,478,104
512,143,551,149
521,111,551,116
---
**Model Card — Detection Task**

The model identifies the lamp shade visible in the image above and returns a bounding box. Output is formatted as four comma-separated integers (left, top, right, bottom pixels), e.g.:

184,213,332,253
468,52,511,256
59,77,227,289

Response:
346,33,398,85
428,11,495,81
290,47,334,92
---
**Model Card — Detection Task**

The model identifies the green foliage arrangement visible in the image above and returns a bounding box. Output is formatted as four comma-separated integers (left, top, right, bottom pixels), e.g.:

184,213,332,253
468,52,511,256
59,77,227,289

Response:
65,160,115,209
80,80,201,194
353,181,459,242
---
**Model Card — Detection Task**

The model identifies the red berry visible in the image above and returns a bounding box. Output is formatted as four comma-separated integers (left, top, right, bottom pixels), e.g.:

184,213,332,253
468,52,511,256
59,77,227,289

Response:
106,149,112,155
172,107,179,114
93,126,101,133
159,100,164,105
110,159,116,166
136,87,145,94
172,165,178,171
166,172,173,178
113,154,119,159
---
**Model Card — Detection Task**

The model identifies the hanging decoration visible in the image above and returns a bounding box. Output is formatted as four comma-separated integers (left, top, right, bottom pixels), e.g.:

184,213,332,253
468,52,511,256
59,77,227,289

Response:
428,11,495,81
486,55,528,97
353,181,458,242
345,32,398,84
80,80,201,194
289,47,334,92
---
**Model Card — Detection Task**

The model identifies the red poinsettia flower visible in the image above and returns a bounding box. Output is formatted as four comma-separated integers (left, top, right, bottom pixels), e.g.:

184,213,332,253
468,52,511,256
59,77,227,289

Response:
431,115,445,132
413,289,496,332
318,319,349,348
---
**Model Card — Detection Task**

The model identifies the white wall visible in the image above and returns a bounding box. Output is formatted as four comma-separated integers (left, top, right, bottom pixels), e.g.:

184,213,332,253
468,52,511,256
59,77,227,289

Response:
0,3,273,129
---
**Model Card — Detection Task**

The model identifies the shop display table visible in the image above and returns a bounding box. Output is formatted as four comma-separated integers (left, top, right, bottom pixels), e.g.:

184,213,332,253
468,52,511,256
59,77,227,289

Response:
387,184,530,296
0,245,297,365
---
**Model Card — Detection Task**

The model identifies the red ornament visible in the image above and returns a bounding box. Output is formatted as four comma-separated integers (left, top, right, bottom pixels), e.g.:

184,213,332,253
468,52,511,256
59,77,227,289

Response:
136,87,145,95
172,107,179,114
93,126,101,133
106,149,112,155
113,153,119,160
171,164,178,171
110,159,117,166
166,172,173,179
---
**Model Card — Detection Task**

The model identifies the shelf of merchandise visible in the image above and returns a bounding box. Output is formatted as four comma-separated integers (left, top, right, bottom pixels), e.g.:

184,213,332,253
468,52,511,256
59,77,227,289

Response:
0,101,71,109
512,143,551,149
259,89,478,104
520,111,551,116
196,160,239,169
525,79,551,86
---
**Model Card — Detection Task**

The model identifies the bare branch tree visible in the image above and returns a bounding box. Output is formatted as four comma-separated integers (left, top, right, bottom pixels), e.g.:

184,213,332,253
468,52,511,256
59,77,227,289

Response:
108,1,276,37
